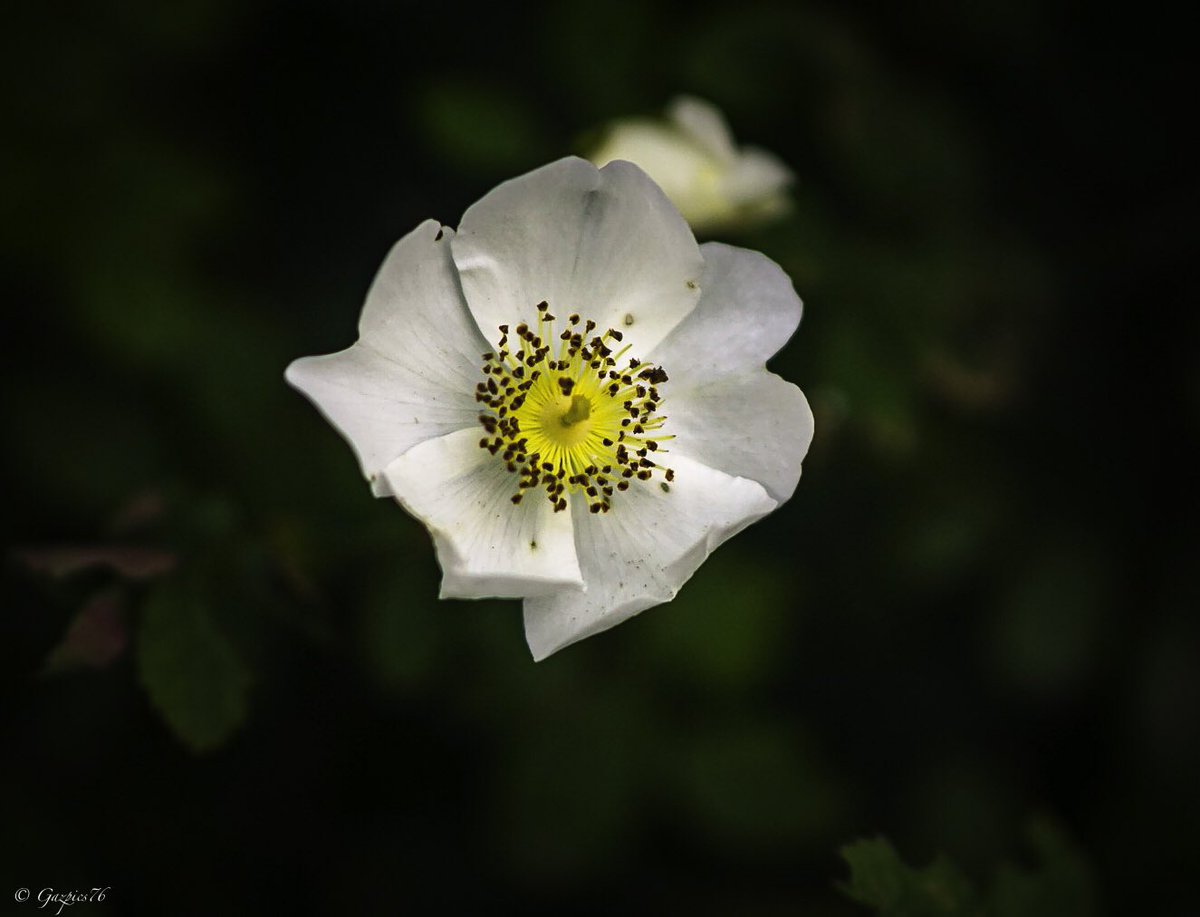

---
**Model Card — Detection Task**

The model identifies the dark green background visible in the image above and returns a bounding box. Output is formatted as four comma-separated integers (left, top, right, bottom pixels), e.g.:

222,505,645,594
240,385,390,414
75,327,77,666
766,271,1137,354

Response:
2,1,1194,914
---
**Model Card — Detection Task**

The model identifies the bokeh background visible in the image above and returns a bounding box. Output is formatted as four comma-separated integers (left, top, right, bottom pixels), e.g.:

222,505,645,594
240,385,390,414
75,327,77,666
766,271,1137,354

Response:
2,1,1195,914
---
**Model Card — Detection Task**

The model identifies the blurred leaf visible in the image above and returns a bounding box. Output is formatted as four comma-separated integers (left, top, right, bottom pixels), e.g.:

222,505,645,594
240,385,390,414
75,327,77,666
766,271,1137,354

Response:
840,819,1097,917
43,588,128,674
840,837,977,916
137,579,250,752
842,838,906,908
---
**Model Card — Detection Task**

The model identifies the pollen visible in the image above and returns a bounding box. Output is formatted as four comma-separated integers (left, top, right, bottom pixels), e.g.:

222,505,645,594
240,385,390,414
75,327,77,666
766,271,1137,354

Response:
474,300,675,514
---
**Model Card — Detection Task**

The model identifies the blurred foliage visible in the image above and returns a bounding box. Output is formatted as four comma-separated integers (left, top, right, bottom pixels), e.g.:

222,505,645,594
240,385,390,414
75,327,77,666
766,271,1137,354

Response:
138,579,251,752
841,818,1097,917
1,0,1194,914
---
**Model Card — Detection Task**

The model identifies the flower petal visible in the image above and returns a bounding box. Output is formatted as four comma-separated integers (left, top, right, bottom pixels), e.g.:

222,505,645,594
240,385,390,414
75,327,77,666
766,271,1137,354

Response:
382,428,583,598
648,241,802,381
667,373,814,503
590,121,720,216
722,147,793,206
451,157,704,356
668,96,737,165
285,220,490,496
521,455,776,660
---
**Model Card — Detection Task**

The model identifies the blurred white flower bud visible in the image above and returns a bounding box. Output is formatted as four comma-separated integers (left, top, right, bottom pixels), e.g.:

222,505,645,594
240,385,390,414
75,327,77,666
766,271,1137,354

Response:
590,96,792,233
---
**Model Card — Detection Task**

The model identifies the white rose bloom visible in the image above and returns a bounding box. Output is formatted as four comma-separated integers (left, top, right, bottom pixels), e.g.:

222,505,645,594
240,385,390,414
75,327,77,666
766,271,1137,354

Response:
287,157,813,660
590,96,793,233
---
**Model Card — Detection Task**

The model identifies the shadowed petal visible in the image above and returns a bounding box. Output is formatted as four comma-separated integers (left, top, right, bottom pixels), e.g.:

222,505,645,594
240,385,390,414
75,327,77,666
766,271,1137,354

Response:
649,241,802,380
650,242,812,502
522,455,776,660
383,428,583,599
286,220,489,495
668,373,814,503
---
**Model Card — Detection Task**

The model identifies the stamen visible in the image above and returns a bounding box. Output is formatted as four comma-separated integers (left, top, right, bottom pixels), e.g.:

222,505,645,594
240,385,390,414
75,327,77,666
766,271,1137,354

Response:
475,302,675,513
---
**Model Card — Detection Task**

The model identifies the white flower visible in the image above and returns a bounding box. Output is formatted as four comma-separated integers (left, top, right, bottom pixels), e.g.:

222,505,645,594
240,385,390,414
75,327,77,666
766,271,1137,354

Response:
589,96,793,233
286,157,813,660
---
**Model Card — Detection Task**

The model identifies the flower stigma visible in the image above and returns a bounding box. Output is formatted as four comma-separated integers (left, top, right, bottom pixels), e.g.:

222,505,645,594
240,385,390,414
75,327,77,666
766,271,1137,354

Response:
475,300,675,515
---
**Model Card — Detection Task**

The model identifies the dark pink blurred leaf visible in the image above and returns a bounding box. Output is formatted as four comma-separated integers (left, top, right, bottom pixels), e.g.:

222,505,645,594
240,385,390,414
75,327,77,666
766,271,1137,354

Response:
44,589,128,673
13,545,177,580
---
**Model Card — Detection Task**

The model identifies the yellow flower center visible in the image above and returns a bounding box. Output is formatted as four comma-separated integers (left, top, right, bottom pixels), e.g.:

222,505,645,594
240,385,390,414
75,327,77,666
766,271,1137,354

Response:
475,301,675,514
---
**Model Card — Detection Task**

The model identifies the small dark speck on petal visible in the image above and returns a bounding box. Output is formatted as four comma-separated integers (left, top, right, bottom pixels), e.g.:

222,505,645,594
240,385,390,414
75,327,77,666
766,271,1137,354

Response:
530,540,537,550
